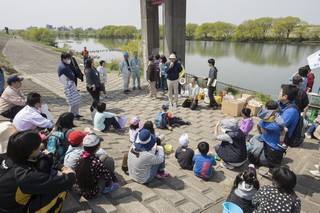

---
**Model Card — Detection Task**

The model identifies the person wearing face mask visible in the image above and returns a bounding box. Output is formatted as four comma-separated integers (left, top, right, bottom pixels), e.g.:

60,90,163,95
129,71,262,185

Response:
58,52,82,118
13,92,54,131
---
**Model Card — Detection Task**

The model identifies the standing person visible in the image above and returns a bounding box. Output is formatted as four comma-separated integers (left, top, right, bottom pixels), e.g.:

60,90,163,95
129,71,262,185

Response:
252,166,301,212
129,51,141,90
68,50,84,88
119,52,131,94
154,54,161,89
58,52,82,118
85,59,101,105
207,58,218,110
259,84,299,180
97,60,107,99
166,53,182,107
147,55,157,100
289,66,308,91
160,55,168,92
81,47,89,65
292,76,309,112
305,65,315,92
0,131,76,212
0,75,26,119
182,76,200,110
0,66,4,95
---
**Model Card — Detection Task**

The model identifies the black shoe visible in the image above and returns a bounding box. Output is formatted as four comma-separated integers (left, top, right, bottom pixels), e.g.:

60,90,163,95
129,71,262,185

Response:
138,87,142,90
75,114,83,118
133,87,136,90
127,90,131,93
123,90,128,94
212,106,218,110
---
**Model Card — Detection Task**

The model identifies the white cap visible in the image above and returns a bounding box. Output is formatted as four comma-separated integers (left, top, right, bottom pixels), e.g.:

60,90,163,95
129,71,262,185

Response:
179,133,189,147
169,54,176,59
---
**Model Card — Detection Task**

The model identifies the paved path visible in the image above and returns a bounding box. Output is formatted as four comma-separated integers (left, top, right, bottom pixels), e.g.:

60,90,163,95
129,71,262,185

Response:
2,37,320,213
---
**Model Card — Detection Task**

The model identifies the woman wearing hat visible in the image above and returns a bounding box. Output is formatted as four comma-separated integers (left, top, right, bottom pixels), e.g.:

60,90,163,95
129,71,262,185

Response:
214,118,247,169
128,129,170,184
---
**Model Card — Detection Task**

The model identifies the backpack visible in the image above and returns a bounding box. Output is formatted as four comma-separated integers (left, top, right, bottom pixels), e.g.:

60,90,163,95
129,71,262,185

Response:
154,112,164,128
46,129,69,161
283,105,305,147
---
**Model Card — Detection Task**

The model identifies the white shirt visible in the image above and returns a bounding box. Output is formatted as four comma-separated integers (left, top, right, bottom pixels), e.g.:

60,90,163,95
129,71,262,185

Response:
97,66,107,83
13,105,53,131
186,83,200,99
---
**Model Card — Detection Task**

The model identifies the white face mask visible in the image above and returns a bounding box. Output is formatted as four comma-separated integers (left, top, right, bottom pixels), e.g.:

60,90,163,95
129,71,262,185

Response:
65,59,71,64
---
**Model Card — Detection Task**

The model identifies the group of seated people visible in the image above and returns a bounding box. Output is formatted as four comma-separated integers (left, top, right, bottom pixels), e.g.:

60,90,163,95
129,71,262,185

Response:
0,72,305,212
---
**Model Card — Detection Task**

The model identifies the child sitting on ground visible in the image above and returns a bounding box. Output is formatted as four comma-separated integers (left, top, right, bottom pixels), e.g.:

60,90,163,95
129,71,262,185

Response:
239,108,254,139
154,103,191,131
175,133,194,170
257,100,288,149
129,117,140,143
90,100,99,124
75,133,119,199
94,102,124,133
64,130,114,172
226,164,260,213
193,141,216,180
143,121,165,145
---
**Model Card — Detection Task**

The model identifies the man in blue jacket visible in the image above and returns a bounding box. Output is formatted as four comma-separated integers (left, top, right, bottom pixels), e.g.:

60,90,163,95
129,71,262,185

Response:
259,84,299,180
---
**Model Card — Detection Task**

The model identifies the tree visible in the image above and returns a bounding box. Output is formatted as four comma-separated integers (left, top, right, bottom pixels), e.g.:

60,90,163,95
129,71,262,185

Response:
186,23,198,40
211,21,236,40
273,16,302,40
255,17,273,38
195,23,214,40
293,21,309,39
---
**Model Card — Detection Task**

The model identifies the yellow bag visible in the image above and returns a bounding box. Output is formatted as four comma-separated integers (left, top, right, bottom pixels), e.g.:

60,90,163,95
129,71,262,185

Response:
214,96,222,105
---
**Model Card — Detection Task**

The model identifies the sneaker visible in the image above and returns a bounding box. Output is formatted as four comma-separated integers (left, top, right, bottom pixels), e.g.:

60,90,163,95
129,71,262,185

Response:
259,171,272,180
220,162,234,170
100,96,105,100
115,128,126,134
310,170,320,177
156,171,171,179
305,133,312,139
133,86,136,90
185,121,191,125
102,182,119,194
277,143,288,149
138,87,142,90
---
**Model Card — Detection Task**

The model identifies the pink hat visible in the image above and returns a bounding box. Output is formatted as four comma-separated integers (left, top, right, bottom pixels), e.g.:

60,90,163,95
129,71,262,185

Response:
131,117,140,126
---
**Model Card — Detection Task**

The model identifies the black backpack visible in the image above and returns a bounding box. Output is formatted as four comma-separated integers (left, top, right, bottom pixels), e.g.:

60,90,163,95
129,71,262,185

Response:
283,105,305,147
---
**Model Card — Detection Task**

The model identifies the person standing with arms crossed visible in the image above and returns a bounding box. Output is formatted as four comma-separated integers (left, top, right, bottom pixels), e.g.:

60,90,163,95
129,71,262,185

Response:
129,51,141,90
165,53,182,107
119,52,131,94
81,47,89,65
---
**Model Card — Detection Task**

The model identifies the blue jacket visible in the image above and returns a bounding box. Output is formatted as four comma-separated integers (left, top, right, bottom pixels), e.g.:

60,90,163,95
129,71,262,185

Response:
58,62,75,82
259,101,299,150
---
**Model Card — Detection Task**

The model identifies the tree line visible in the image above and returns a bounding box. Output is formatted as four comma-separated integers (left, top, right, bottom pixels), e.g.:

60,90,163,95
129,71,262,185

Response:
13,16,320,46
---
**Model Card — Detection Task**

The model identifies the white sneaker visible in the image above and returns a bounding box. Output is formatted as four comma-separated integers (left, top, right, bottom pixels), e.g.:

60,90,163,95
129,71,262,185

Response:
310,170,320,177
220,162,234,170
100,96,105,100
305,133,312,139
315,165,319,170
158,134,165,143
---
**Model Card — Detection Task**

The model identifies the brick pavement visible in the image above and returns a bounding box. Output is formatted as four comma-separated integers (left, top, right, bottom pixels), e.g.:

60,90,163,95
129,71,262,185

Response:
2,36,320,213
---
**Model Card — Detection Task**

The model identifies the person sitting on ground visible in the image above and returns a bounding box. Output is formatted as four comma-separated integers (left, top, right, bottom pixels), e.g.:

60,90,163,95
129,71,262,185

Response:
175,133,194,170
226,164,260,213
94,102,124,133
306,65,314,92
182,76,200,110
90,100,99,124
193,141,216,180
214,118,247,170
252,166,301,212
258,85,299,180
0,75,26,120
75,133,118,199
13,92,53,131
154,103,191,131
142,120,165,145
128,129,171,184
257,100,289,150
305,112,320,139
129,117,140,143
239,108,254,139
292,75,309,112
0,130,75,212
64,130,114,172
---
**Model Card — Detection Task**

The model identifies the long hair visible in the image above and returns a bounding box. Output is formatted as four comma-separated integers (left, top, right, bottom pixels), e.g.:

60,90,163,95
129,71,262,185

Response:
232,167,260,191
75,143,100,191
143,121,155,134
56,112,76,131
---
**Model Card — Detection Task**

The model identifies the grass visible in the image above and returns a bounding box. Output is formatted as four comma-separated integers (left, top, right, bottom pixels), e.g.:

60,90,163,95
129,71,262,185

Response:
53,47,69,53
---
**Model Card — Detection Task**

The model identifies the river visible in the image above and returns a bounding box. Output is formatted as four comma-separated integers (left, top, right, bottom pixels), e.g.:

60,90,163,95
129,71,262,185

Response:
56,38,320,98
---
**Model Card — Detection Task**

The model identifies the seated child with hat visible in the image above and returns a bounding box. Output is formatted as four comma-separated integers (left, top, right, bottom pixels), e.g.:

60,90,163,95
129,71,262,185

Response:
175,133,194,170
154,103,191,131
74,132,119,198
128,129,171,184
64,130,114,173
129,117,140,143
193,141,216,180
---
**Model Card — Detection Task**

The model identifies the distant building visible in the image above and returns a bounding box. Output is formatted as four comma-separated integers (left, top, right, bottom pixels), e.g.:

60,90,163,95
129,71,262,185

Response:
46,24,54,30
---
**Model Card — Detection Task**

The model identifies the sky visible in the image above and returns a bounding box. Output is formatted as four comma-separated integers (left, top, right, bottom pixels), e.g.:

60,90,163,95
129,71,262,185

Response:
2,0,320,30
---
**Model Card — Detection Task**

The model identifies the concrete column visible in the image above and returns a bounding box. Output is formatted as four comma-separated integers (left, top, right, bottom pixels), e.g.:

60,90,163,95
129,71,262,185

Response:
164,0,186,64
140,0,160,76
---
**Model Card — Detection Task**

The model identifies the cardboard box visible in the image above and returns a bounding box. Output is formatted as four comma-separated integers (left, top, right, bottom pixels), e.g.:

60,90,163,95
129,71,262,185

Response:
221,100,246,117
247,104,262,116
238,94,253,102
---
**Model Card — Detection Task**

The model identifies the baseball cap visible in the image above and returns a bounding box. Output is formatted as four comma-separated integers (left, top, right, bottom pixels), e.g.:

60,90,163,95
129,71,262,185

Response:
83,132,104,147
68,130,89,146
7,75,24,85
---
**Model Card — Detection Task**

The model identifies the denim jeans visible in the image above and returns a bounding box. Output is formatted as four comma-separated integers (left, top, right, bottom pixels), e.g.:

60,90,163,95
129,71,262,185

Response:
307,122,320,135
145,154,165,183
